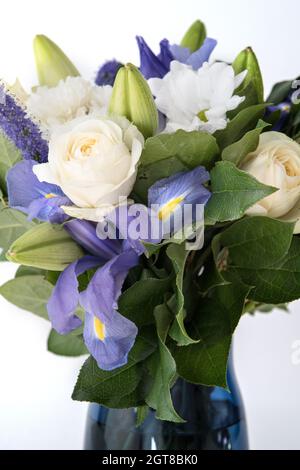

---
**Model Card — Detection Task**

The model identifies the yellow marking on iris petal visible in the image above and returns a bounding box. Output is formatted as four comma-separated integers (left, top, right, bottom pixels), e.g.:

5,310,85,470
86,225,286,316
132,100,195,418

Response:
158,196,184,221
94,317,106,341
45,193,56,199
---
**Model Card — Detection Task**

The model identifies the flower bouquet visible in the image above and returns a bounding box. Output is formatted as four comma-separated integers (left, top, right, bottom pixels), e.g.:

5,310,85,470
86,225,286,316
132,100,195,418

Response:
0,19,300,426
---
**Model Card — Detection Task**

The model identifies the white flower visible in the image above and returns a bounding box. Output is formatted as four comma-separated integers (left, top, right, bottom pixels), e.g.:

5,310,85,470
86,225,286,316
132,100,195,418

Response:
148,61,247,134
26,76,112,134
240,132,300,233
33,115,144,221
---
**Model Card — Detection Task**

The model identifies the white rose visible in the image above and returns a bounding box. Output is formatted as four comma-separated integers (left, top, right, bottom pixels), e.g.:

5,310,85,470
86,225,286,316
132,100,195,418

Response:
33,115,144,221
240,131,300,233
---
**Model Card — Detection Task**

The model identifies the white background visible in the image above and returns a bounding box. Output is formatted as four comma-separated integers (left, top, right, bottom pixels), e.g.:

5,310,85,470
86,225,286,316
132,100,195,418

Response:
0,0,300,450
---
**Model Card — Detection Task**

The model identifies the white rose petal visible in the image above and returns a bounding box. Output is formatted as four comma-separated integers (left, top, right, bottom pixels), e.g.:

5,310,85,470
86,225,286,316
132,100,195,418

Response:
240,131,300,233
33,115,144,221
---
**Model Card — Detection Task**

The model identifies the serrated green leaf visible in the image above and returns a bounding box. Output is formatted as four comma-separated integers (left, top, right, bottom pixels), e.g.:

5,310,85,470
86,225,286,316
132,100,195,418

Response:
7,223,84,271
226,237,300,304
48,329,88,356
72,329,157,408
119,277,172,327
172,283,249,388
213,217,300,304
0,274,53,319
215,104,268,150
205,161,277,223
219,216,294,269
145,303,184,423
140,130,219,169
221,121,269,166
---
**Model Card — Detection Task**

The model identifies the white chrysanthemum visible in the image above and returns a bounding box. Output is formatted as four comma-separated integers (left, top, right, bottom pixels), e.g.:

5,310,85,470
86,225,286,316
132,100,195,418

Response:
26,76,112,134
148,61,247,134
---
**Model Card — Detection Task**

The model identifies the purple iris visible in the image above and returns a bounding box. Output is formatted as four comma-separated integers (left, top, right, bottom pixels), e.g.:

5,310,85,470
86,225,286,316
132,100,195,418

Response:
47,219,139,371
136,36,217,79
148,166,211,237
95,60,123,86
80,249,139,370
0,85,48,163
7,160,70,223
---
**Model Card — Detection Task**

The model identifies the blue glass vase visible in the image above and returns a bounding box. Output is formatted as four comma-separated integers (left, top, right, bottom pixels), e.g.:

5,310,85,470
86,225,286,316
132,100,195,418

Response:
84,352,248,450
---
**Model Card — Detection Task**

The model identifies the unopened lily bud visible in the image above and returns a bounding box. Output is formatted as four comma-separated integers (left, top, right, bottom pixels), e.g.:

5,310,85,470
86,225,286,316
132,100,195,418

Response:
233,47,264,103
180,20,207,52
6,223,84,271
109,63,158,138
33,35,80,87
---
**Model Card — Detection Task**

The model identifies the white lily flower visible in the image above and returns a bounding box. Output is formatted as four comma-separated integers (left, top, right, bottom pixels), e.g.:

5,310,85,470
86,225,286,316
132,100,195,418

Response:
148,61,247,134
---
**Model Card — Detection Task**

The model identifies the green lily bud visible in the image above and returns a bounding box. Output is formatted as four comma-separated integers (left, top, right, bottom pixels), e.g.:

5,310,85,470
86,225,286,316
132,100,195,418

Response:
6,223,84,271
33,35,80,87
109,63,158,138
233,47,264,103
180,20,206,52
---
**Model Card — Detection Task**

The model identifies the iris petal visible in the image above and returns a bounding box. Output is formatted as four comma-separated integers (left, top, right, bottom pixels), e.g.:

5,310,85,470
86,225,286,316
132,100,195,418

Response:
47,256,103,334
7,159,70,223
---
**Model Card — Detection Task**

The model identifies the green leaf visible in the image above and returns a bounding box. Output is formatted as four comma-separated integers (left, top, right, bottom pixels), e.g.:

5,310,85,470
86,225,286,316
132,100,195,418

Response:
140,130,219,169
6,222,84,271
214,104,268,150
0,207,35,255
72,329,157,408
180,19,206,52
219,216,294,269
119,277,172,327
15,266,45,277
221,121,269,166
0,274,53,320
267,80,293,104
226,237,300,304
205,161,277,223
0,132,22,194
145,304,184,423
167,244,199,346
48,329,88,356
172,282,249,388
213,217,300,304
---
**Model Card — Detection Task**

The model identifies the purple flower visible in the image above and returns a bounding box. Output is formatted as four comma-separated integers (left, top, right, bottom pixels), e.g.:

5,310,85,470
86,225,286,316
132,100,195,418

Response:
148,166,211,237
136,36,217,79
48,256,103,334
7,159,70,223
0,85,48,162
80,249,139,370
170,38,217,70
95,60,123,86
47,231,139,370
65,219,122,259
